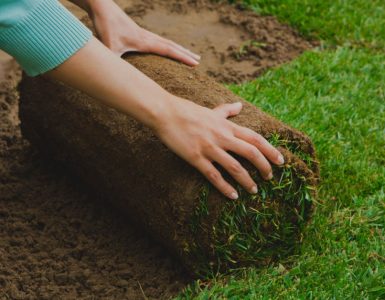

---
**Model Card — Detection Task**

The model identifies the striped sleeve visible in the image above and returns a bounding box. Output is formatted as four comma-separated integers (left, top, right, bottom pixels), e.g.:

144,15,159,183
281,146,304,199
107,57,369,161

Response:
0,0,92,76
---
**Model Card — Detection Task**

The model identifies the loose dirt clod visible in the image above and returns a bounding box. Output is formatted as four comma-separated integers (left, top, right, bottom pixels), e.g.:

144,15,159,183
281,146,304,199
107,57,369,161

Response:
19,53,319,276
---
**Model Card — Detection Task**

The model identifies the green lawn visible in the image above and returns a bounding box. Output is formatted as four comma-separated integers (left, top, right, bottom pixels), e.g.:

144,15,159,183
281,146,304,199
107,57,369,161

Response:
177,1,385,299
236,0,385,48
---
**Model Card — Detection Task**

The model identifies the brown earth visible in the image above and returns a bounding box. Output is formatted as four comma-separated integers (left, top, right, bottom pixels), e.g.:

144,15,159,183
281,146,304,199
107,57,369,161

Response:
66,0,314,83
0,68,188,299
0,0,315,299
123,0,315,83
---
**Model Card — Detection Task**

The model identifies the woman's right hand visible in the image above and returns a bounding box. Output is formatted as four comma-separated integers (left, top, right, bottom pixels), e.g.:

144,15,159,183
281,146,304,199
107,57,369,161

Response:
154,97,285,200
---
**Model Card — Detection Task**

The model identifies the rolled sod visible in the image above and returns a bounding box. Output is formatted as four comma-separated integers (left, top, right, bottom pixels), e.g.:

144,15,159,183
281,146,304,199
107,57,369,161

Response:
19,54,319,276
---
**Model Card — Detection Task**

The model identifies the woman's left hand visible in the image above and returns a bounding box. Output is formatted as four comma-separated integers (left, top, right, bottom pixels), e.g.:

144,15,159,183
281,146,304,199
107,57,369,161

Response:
84,0,201,66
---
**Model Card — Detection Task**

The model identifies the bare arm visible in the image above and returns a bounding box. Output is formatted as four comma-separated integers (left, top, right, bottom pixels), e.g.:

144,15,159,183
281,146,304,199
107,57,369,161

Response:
47,37,284,200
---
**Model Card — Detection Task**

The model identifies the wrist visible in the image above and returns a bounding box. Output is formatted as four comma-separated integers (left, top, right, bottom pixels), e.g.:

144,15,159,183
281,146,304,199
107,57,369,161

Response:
148,95,195,136
142,92,177,132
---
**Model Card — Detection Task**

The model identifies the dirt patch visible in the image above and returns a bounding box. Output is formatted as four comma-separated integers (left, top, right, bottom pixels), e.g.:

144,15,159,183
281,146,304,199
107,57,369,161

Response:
0,70,188,299
125,0,314,83
0,52,12,82
0,0,317,298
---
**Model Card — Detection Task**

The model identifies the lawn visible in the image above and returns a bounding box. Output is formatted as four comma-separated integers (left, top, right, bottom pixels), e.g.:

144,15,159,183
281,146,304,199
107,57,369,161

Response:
237,0,385,48
177,1,385,299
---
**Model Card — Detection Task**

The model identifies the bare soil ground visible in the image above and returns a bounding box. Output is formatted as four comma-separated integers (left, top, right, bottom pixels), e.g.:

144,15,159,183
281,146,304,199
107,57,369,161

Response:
0,1,313,298
125,0,314,83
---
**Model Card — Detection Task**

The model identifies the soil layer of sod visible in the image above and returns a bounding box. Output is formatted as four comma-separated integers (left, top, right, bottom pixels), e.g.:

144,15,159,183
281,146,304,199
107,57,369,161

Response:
0,0,314,298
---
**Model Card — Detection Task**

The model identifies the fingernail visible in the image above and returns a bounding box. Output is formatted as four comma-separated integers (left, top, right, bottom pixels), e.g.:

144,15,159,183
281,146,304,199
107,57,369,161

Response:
267,172,273,180
190,51,201,60
234,102,242,107
278,154,285,165
191,59,199,66
193,53,201,60
250,186,258,194
230,192,239,200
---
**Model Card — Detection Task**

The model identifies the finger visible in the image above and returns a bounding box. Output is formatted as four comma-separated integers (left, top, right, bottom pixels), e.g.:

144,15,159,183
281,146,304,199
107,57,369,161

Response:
194,158,238,200
226,138,273,180
142,30,201,64
162,44,199,66
213,102,243,119
168,40,201,61
153,39,199,66
166,41,201,65
209,148,258,194
234,126,285,165
156,34,201,61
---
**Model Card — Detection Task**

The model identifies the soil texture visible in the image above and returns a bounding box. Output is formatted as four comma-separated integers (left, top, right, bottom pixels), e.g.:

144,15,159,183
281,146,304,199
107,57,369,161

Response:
0,52,12,82
124,0,314,83
0,68,188,300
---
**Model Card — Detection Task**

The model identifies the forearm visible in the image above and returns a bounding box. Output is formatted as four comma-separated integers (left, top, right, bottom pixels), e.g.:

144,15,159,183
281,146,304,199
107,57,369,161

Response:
47,37,173,129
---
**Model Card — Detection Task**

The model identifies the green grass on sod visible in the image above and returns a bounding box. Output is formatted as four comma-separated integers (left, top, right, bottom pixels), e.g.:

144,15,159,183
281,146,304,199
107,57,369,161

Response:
190,136,315,276
177,47,385,298
233,0,385,48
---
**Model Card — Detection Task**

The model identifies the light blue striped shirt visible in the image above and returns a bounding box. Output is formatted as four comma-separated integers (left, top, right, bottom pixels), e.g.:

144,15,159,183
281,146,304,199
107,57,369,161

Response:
0,0,91,76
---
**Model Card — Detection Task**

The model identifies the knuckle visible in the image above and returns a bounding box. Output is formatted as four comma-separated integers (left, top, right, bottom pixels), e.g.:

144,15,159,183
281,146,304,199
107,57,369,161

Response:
247,147,259,159
206,170,221,183
202,141,217,153
228,160,243,174
251,133,263,145
219,130,235,142
261,163,272,176
189,149,201,161
218,134,232,146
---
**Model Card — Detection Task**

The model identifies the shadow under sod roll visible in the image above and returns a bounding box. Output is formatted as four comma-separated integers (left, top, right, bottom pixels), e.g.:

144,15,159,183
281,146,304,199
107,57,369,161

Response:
19,54,319,276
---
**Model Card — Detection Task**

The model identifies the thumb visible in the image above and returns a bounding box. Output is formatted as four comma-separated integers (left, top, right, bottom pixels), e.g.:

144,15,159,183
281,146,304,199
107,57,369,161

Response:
213,102,243,118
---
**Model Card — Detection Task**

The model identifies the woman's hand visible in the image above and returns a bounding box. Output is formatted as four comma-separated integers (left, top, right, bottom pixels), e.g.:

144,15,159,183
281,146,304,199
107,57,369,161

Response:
72,0,200,66
154,98,285,200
